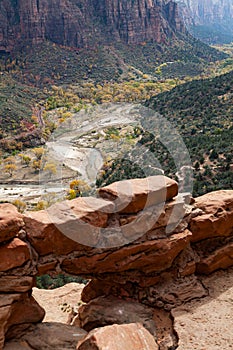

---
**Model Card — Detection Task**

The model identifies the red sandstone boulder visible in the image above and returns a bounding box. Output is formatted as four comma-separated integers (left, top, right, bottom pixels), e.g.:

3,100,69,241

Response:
190,190,233,242
75,296,157,337
0,238,30,272
81,279,114,303
0,293,45,349
98,176,178,214
76,323,158,350
61,230,192,275
24,197,114,255
0,204,24,244
196,243,233,274
0,276,34,292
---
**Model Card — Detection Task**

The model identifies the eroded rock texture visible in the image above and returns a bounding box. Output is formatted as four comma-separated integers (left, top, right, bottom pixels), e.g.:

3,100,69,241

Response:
0,175,233,349
0,0,185,53
177,0,233,26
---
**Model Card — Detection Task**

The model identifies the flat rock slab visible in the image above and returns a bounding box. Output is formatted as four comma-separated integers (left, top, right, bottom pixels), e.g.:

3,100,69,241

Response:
24,196,114,254
98,175,178,214
0,276,34,293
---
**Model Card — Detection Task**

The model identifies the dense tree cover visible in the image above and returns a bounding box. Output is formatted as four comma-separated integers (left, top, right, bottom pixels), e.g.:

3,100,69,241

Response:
147,70,233,128
0,74,44,136
97,71,233,197
0,37,227,139
190,21,233,45
147,71,233,195
36,274,87,289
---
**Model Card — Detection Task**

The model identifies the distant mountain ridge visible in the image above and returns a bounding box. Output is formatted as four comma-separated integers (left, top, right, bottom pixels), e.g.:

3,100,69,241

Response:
0,0,186,53
176,0,233,43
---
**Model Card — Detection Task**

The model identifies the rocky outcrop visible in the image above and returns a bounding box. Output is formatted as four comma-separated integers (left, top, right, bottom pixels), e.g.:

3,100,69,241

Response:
98,175,178,213
190,190,233,274
0,0,185,53
0,175,233,348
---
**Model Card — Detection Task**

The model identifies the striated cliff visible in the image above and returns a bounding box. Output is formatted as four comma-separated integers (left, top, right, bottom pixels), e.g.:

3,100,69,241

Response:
176,0,233,43
176,0,233,25
0,0,186,53
0,175,233,348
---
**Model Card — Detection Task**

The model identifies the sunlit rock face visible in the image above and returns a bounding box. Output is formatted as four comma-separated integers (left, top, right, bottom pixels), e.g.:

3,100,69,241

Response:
0,176,233,348
0,0,185,53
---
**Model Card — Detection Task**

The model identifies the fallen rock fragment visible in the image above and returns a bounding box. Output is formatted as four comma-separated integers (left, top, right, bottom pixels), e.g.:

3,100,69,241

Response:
76,296,157,337
77,323,158,350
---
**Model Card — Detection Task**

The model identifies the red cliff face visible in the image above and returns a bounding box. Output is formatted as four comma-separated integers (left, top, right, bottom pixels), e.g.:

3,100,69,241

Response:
0,0,186,53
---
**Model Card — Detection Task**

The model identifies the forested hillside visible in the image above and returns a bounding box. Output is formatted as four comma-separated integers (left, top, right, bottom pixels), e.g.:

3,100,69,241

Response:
0,0,227,140
98,71,233,196
147,71,233,195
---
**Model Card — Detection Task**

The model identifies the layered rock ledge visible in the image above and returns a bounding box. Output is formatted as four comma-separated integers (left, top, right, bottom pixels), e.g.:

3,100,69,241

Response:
0,176,233,349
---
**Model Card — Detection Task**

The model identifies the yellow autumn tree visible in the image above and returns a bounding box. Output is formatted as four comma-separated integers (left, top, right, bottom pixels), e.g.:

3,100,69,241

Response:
4,164,17,177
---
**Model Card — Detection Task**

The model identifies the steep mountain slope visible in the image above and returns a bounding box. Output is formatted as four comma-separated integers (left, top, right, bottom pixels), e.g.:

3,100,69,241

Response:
177,0,233,24
0,0,228,146
0,0,185,53
0,0,227,81
176,0,233,43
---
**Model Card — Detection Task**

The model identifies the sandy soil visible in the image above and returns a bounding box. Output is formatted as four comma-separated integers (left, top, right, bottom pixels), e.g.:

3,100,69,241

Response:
173,267,233,350
33,283,86,324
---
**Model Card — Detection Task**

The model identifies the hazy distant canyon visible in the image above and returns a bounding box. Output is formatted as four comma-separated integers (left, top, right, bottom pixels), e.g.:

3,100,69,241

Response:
176,0,233,43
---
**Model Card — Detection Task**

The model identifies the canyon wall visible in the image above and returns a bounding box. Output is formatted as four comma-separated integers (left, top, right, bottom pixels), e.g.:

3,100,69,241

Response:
176,0,233,25
0,175,233,348
175,0,233,43
0,0,185,53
